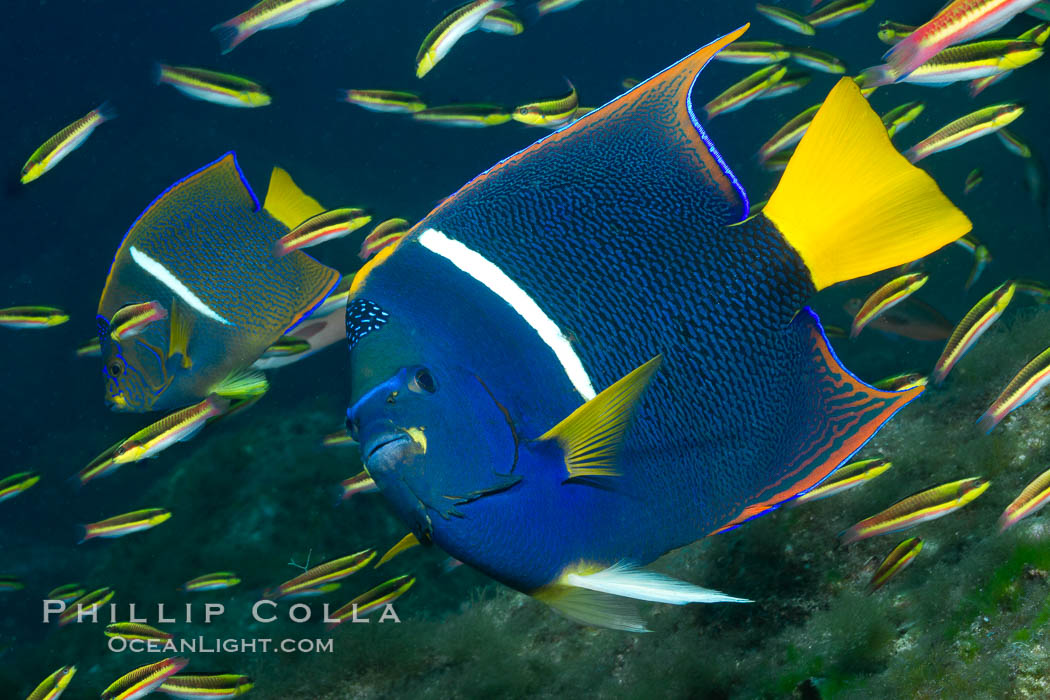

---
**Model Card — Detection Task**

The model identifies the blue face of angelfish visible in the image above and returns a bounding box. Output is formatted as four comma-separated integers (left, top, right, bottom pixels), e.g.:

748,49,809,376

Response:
344,301,521,545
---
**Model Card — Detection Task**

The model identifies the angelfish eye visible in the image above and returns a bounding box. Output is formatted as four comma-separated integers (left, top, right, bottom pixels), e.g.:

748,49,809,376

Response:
108,361,123,376
409,368,437,394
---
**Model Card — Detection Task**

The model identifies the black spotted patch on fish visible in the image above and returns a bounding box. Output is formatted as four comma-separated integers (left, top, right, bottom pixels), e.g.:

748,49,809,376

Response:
346,299,389,351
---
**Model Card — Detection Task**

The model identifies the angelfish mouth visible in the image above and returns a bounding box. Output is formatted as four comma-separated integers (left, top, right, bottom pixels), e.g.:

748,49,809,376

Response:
364,432,413,465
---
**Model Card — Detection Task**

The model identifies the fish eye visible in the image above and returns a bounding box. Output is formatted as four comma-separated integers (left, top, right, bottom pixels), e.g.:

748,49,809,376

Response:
409,368,437,394
108,361,123,376
518,107,530,115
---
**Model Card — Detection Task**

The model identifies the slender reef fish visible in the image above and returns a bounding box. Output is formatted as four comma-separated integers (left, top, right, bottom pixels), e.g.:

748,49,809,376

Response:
878,21,916,44
978,345,1050,431
0,306,68,328
155,65,270,108
105,623,173,643
873,373,928,391
841,478,989,543
904,103,1024,163
480,8,524,35
859,40,1043,87
58,587,114,626
101,658,189,700
712,41,792,64
805,0,876,29
180,572,241,592
343,25,971,630
327,575,415,628
411,103,512,127
159,673,254,699
965,168,984,193
932,281,1014,384
0,471,39,503
341,90,426,114
869,538,923,592
881,0,1043,81
26,665,77,700
758,71,812,100
755,4,816,34
704,64,787,118
787,47,847,73
211,0,345,54
881,101,925,137
999,466,1050,531
110,302,168,342
337,471,379,502
997,127,1033,157
263,549,375,599
48,584,87,604
111,396,229,464
513,82,579,127
758,105,821,163
275,208,372,256
361,218,412,259
97,153,340,412
20,103,115,184
416,0,507,78
792,458,892,504
79,508,172,542
850,273,929,339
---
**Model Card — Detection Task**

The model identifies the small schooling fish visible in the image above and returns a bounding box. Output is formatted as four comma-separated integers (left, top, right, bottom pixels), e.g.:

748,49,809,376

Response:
212,0,346,54
21,103,115,184
841,478,989,543
904,103,1024,163
851,273,929,339
869,537,923,592
978,345,1050,432
932,281,1014,384
155,65,270,108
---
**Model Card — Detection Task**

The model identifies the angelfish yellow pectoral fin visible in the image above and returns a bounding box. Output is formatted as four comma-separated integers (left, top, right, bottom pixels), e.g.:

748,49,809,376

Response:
264,167,326,230
376,532,420,568
763,78,971,291
538,356,662,479
168,298,193,369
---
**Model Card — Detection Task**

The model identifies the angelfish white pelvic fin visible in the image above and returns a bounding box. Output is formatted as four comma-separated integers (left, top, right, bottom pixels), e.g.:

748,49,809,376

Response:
565,561,751,606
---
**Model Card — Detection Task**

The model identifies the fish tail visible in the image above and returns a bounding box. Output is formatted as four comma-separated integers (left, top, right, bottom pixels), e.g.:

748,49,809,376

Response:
762,77,971,291
211,19,250,55
710,309,924,535
856,64,895,89
881,34,926,79
94,101,117,122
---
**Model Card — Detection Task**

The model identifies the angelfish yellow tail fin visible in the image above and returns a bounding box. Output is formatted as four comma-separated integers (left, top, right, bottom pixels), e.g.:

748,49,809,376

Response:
763,78,971,291
264,167,325,230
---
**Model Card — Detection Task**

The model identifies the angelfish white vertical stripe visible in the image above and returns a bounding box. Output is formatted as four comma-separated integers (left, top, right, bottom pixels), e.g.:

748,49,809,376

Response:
418,228,596,399
129,245,231,325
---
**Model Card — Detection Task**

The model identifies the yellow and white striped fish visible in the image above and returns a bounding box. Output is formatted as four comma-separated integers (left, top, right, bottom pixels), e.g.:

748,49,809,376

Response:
416,0,507,78
212,0,346,54
155,65,271,108
20,103,115,184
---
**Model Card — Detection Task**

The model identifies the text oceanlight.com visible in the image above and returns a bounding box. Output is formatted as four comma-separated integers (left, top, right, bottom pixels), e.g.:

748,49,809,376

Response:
108,637,336,654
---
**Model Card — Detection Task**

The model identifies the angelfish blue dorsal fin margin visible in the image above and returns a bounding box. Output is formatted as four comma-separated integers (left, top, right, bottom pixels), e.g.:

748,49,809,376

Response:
418,25,752,226
100,152,261,301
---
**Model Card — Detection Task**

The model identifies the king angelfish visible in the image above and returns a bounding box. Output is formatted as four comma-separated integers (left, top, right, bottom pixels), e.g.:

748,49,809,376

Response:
344,26,971,631
98,153,340,412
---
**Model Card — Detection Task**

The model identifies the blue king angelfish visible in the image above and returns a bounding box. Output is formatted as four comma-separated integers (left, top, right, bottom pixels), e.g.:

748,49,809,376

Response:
98,153,340,412
343,25,972,630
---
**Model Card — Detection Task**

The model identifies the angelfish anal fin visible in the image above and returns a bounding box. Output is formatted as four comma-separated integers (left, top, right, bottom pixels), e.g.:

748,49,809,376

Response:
537,356,662,480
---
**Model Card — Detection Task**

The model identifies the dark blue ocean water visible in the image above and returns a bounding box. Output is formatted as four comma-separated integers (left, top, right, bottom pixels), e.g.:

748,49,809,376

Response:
1,0,1049,697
